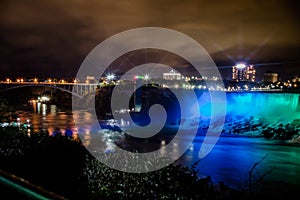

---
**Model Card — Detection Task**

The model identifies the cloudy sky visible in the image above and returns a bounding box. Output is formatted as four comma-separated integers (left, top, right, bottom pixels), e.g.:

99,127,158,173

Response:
0,0,299,80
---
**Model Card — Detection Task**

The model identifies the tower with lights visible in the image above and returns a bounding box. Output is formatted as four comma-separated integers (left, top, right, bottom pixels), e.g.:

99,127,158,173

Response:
133,75,143,112
232,63,256,82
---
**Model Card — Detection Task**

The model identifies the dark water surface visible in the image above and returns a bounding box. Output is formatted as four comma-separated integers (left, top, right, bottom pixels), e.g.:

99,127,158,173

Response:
15,102,300,189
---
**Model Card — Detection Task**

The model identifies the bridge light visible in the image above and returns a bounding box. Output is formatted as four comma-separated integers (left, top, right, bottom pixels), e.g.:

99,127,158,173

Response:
74,79,77,83
48,79,52,83
34,78,38,83
61,79,65,83
17,79,20,83
20,78,24,83
6,78,10,83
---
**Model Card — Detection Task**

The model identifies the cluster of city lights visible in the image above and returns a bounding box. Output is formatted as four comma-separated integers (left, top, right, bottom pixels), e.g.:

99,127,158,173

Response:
0,117,31,129
1,65,300,91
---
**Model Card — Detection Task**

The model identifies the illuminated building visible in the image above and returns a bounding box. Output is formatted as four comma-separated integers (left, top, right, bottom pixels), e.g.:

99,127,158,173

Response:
163,69,182,80
232,63,256,82
86,76,96,83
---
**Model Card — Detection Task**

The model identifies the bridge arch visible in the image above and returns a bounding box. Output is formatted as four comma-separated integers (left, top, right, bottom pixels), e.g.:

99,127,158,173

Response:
0,84,83,98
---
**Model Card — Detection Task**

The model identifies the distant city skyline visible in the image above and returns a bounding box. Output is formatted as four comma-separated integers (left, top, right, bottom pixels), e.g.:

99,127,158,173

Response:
0,0,299,80
0,62,298,82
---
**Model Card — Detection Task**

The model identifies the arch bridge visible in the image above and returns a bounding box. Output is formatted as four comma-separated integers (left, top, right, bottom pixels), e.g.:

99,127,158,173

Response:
0,82,100,98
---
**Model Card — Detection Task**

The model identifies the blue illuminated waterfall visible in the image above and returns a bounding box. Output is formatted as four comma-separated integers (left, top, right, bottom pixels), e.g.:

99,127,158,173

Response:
189,91,300,121
225,92,300,119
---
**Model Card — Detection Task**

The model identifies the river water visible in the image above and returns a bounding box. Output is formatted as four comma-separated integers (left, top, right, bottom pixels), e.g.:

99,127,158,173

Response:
15,102,300,189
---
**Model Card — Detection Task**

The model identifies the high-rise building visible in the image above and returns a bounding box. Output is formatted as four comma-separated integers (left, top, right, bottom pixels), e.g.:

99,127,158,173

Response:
232,63,256,82
263,71,278,83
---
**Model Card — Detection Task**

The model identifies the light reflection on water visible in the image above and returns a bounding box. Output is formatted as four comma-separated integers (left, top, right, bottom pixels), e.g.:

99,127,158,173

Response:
16,102,78,137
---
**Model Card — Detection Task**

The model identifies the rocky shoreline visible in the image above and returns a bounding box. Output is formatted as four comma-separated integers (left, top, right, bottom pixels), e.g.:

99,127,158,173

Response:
199,115,300,143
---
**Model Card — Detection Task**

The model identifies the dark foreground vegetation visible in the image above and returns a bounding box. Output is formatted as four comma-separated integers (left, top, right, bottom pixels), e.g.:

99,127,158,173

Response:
0,127,228,199
1,127,299,200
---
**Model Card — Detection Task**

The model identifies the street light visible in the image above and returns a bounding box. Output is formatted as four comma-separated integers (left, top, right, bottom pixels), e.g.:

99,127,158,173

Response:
144,74,150,81
106,73,115,81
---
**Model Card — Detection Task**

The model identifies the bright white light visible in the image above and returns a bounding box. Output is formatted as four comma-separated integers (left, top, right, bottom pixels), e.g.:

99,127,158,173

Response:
235,63,246,69
106,73,115,80
144,74,150,80
41,96,50,102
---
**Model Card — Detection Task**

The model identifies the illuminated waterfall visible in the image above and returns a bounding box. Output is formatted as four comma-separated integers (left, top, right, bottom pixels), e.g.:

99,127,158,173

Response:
226,92,299,115
192,91,300,121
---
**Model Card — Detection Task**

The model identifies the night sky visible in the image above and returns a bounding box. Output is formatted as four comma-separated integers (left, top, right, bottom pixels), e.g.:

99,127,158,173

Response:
0,0,299,80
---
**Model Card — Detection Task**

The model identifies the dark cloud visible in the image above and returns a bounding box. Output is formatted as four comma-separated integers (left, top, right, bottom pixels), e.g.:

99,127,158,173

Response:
0,0,299,80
